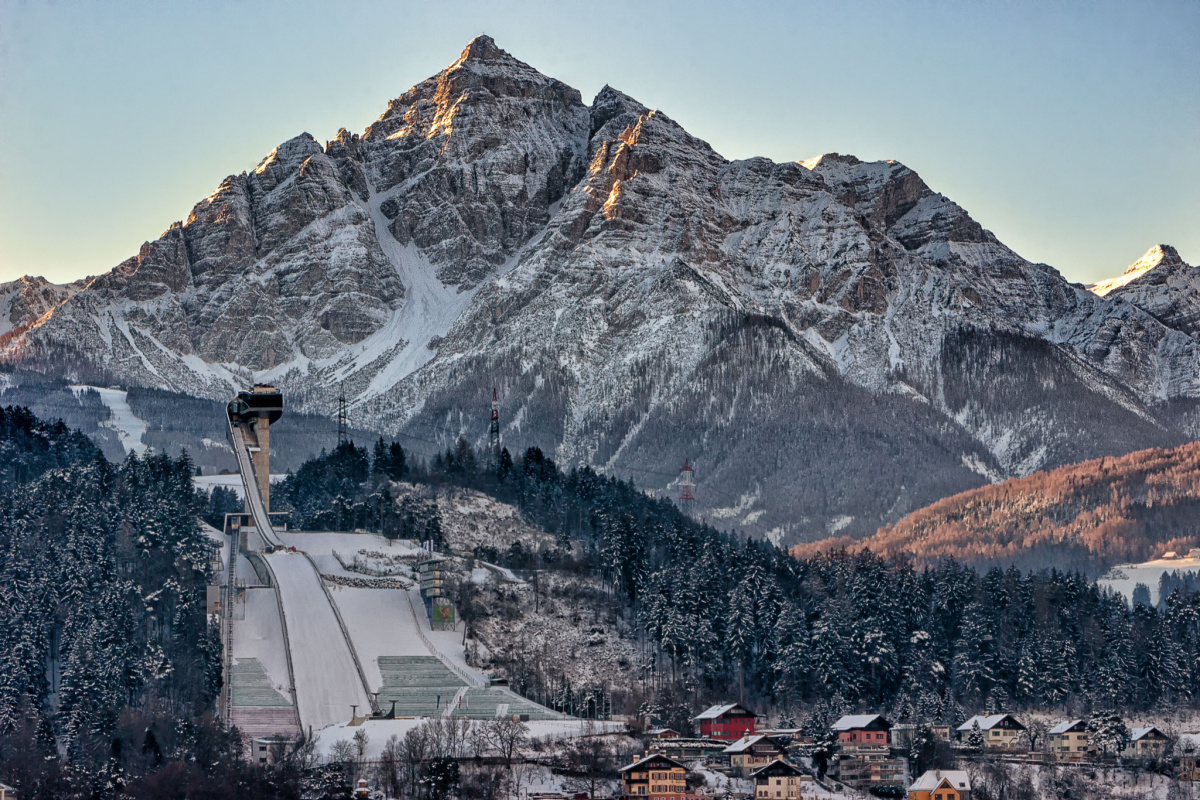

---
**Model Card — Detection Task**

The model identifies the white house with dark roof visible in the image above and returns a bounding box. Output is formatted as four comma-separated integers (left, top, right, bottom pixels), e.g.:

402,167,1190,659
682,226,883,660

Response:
1124,726,1170,759
957,714,1025,749
1047,720,1089,761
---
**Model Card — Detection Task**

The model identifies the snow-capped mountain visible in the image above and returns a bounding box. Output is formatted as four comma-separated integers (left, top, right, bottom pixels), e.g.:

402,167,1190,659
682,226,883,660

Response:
4,37,1198,545
1091,245,1200,335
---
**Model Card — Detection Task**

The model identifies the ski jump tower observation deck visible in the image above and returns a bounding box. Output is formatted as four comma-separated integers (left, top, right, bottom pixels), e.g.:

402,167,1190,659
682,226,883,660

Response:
227,385,283,512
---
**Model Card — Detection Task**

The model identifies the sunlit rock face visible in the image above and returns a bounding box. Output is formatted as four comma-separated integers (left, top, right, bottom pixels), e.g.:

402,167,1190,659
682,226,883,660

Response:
6,37,1200,545
1091,245,1200,335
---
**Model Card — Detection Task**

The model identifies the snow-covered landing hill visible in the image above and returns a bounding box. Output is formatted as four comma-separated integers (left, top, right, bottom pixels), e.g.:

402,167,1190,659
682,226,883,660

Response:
6,37,1200,545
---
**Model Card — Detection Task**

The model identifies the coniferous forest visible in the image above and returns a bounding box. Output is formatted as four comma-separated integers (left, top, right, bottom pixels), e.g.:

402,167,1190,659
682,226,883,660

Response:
6,411,1200,797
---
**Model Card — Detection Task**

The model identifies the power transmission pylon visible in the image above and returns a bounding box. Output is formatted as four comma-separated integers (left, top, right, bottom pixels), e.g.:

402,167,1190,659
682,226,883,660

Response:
678,458,696,516
337,383,348,446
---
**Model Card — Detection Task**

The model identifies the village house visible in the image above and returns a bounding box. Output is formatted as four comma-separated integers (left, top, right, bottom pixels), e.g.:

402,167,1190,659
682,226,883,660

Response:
724,734,791,777
758,727,805,743
833,714,892,748
647,728,681,739
1124,726,1170,760
833,749,907,791
620,753,689,800
956,714,1026,750
1176,733,1200,781
907,770,972,800
694,703,758,741
1047,720,1089,761
0,783,16,800
751,760,811,800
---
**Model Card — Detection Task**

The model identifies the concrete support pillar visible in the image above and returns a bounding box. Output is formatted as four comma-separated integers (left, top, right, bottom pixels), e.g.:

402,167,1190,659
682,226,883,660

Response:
253,417,271,512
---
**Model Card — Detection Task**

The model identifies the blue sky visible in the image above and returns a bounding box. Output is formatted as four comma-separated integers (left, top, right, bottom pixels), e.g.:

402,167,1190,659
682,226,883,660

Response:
0,0,1196,285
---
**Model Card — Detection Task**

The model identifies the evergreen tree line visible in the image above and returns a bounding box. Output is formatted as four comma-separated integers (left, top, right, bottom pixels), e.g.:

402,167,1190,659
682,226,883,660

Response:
269,435,1200,722
0,407,233,798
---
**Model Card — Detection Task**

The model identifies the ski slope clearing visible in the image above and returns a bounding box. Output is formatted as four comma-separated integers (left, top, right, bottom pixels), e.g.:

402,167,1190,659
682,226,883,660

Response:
263,550,370,731
69,385,148,455
327,586,430,689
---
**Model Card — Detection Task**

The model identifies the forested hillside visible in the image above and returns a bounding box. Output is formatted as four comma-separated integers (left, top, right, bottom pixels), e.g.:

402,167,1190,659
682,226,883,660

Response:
279,437,1200,732
797,441,1200,571
0,407,243,798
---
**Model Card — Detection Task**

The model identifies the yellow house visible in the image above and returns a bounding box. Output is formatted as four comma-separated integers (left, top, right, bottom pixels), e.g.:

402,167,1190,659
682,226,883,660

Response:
751,760,810,799
620,753,688,800
908,770,972,800
1047,720,1089,761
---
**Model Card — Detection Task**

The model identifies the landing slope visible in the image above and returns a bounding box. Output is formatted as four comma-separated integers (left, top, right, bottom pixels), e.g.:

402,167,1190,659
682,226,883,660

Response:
262,551,371,730
793,441,1200,570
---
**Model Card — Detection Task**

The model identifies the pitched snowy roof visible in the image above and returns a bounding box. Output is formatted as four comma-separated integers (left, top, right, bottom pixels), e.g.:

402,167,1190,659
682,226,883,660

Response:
619,753,686,772
694,702,755,720
1131,726,1167,741
1049,720,1085,735
749,760,805,779
832,714,890,731
957,714,1024,732
908,770,971,792
724,734,766,753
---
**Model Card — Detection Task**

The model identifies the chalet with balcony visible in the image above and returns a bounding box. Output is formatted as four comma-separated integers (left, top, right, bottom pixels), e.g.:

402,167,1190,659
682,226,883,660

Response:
620,753,688,800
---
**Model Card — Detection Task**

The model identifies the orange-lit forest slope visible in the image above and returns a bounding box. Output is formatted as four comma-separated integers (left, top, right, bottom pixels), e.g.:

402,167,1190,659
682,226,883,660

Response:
793,441,1200,571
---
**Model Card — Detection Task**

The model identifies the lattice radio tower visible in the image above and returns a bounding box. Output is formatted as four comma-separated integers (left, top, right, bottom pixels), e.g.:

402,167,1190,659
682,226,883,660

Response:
678,458,696,516
337,382,349,446
489,388,500,468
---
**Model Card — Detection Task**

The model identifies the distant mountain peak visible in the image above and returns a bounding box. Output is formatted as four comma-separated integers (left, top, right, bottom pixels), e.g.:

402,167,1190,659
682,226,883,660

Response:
456,34,506,64
1091,244,1187,297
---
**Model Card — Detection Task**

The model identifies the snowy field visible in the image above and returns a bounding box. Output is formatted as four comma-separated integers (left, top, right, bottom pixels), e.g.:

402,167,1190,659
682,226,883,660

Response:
1098,554,1200,605
69,385,148,454
263,550,371,730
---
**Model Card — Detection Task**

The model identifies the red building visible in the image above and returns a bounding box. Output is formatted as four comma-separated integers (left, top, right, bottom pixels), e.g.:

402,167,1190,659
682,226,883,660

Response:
694,703,757,740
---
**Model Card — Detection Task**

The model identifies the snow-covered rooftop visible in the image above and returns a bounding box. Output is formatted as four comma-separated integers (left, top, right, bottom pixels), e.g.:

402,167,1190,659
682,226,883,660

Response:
694,702,754,720
957,714,1024,731
1048,720,1085,735
1131,726,1166,741
908,770,971,792
832,713,889,731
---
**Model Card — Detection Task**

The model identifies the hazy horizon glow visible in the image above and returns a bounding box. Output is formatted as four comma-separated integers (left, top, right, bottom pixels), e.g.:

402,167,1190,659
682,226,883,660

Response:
0,0,1196,286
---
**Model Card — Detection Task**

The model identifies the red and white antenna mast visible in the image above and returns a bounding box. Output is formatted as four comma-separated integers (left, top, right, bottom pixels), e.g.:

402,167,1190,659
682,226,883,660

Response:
678,458,696,515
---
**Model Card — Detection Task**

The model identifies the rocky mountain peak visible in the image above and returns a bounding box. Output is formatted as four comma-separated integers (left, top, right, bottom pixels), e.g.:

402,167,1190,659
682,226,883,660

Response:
1091,244,1189,297
455,34,506,64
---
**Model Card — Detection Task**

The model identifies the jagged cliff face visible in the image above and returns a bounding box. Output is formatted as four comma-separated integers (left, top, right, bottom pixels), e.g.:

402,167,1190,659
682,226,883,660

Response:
5,37,1198,545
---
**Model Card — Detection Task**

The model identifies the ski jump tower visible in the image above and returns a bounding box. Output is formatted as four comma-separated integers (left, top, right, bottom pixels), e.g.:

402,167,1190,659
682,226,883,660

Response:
227,385,284,512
